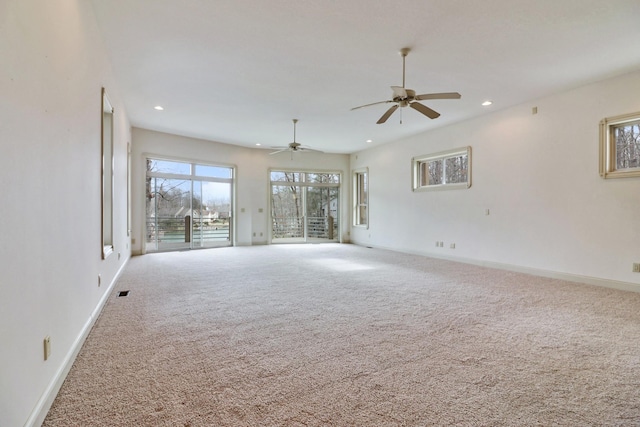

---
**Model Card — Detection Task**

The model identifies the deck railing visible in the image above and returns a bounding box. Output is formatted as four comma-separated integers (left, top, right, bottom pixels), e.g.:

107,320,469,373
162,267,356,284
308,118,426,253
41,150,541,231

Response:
146,216,230,245
272,216,337,240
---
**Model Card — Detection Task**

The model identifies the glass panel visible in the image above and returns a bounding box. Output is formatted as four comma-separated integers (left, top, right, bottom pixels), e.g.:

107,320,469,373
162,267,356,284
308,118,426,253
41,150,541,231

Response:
195,164,233,179
145,178,191,252
271,185,304,240
271,171,302,182
148,159,191,175
421,159,443,186
445,155,468,184
358,206,367,226
192,181,232,247
355,172,367,226
306,186,339,241
614,121,640,170
145,176,156,251
358,173,367,204
306,173,340,184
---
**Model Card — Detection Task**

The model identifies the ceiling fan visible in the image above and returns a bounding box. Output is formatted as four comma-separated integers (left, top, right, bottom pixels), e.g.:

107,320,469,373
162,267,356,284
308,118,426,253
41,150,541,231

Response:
351,47,461,124
270,119,323,156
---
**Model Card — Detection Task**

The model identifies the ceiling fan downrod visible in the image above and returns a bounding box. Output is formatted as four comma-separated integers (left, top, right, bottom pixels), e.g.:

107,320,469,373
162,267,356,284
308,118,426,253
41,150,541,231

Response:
292,118,298,142
400,47,410,89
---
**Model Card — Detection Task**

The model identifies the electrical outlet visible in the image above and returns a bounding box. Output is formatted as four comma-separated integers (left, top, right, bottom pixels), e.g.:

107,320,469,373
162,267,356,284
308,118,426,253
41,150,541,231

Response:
633,263,640,273
44,336,51,360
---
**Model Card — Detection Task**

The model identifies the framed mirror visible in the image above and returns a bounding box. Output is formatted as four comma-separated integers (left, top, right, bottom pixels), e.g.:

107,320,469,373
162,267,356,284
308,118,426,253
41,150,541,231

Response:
101,88,114,259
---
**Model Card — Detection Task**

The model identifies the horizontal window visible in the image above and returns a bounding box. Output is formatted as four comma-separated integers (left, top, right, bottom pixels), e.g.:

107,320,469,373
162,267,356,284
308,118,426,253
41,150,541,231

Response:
270,171,340,186
412,147,471,191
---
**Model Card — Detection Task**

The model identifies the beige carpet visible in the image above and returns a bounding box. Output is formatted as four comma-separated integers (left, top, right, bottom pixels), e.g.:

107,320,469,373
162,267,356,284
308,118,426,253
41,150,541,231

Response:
44,244,640,426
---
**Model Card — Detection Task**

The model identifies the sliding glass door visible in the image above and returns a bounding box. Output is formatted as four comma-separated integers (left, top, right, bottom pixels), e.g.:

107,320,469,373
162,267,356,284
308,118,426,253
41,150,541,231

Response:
145,159,233,252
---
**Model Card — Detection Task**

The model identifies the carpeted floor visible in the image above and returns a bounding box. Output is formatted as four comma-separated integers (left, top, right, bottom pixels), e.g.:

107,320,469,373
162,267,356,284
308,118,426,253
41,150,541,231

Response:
44,244,640,426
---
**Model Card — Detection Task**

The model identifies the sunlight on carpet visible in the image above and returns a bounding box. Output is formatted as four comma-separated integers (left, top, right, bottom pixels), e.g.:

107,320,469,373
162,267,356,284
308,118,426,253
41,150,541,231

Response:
43,244,640,426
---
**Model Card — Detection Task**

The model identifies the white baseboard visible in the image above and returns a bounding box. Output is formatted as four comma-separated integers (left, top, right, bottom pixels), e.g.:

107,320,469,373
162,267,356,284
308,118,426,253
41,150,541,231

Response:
26,259,130,427
356,242,640,294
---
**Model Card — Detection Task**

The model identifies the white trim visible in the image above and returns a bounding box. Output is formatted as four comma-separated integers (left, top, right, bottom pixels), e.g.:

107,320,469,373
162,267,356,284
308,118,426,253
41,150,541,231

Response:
356,243,640,294
26,259,129,427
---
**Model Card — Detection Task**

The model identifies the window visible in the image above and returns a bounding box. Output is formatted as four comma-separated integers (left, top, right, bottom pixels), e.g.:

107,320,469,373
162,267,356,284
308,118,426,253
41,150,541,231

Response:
101,88,114,259
353,168,368,227
600,111,640,179
270,170,340,242
145,158,234,252
412,146,471,191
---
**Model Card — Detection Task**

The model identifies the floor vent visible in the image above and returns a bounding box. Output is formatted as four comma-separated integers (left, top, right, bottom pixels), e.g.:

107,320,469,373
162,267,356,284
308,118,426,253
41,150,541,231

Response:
117,290,130,297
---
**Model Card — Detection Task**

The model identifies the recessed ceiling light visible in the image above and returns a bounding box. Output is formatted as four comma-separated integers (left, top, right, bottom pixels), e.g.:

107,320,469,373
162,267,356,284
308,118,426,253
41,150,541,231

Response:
482,101,493,106
154,105,164,111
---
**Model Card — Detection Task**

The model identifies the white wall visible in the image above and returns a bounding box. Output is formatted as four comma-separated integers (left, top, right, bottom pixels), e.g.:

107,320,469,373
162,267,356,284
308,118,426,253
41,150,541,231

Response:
131,128,350,252
0,1,131,426
351,70,640,289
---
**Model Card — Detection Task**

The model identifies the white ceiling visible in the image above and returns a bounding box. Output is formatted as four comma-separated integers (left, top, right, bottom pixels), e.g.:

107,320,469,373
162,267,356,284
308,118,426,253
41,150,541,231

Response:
90,0,640,154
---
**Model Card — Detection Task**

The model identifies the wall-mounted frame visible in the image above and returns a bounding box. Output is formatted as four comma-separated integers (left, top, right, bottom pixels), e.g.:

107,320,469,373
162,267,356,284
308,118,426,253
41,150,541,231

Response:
599,111,640,179
101,88,114,259
412,146,471,191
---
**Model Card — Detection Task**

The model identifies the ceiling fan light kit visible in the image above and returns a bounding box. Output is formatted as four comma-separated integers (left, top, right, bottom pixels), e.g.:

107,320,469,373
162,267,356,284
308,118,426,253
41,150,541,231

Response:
351,47,461,124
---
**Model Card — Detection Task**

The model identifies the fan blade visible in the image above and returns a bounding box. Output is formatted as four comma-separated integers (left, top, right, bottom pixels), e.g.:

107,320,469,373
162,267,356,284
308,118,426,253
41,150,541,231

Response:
391,86,407,98
410,102,440,119
351,100,392,111
269,148,290,155
415,92,461,101
377,104,399,124
298,147,324,154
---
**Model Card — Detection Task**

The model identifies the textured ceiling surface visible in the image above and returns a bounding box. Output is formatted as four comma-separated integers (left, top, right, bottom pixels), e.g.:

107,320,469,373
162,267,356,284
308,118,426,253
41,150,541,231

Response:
90,0,640,153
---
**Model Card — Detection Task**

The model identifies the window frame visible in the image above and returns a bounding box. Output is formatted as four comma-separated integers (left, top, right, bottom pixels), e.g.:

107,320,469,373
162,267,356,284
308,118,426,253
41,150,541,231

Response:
269,169,341,243
412,146,472,191
101,88,114,259
599,111,640,179
353,168,368,228
144,156,236,253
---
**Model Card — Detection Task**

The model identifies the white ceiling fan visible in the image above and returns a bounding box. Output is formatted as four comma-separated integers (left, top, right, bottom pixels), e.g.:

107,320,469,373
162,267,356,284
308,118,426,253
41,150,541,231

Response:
351,47,461,124
270,119,323,156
